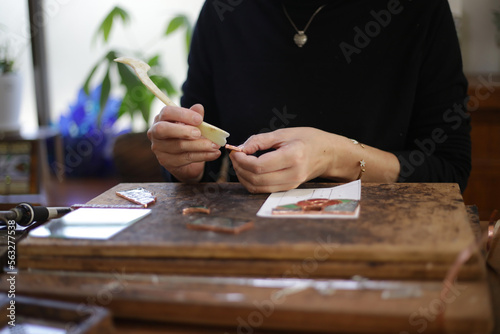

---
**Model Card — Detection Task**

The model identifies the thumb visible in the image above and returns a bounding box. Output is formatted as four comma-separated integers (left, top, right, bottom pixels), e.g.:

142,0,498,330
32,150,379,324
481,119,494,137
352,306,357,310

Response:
241,131,282,155
190,104,205,120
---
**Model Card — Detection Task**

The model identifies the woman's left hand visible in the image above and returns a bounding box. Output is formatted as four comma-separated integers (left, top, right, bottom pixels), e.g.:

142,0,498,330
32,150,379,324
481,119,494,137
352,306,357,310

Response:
228,127,353,193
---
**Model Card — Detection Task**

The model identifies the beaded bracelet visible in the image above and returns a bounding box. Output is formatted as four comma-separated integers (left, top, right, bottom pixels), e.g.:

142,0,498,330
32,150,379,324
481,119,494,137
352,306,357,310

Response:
350,139,366,180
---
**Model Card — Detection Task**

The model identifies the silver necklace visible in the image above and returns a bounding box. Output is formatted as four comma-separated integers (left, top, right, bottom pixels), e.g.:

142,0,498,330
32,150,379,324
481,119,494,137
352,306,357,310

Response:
282,2,327,48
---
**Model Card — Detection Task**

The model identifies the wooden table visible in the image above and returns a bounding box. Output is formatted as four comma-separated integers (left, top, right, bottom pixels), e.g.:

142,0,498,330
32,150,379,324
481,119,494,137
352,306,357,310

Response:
1,182,498,333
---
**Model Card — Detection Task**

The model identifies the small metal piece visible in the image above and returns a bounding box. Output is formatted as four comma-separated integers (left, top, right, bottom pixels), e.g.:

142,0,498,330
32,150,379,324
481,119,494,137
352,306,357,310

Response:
350,139,366,179
116,187,156,207
72,204,146,209
182,206,211,215
350,139,365,148
272,203,303,215
224,144,243,152
296,198,341,211
272,199,359,215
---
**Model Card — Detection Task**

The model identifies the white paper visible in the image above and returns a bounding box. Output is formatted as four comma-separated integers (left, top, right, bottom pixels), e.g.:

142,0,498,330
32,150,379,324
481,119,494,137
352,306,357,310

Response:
256,180,361,219
0,324,65,334
29,208,151,240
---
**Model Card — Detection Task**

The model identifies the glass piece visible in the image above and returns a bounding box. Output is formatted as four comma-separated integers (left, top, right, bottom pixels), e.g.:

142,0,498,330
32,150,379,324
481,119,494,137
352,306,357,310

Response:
29,208,151,240
116,187,156,207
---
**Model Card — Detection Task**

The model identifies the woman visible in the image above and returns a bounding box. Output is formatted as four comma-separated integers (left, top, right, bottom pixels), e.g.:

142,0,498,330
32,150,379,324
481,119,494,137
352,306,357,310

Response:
148,0,471,193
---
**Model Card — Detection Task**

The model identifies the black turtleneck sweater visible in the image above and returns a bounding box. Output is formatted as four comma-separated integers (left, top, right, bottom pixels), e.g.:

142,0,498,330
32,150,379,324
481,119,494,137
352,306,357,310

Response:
175,0,471,191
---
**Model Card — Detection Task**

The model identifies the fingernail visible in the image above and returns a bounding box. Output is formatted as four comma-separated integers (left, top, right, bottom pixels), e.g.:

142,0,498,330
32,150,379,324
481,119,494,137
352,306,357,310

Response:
191,129,201,137
193,114,202,124
211,143,219,149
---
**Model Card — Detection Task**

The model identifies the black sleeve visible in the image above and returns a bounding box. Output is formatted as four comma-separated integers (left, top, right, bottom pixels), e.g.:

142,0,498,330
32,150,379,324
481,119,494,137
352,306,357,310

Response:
394,0,471,192
163,2,222,182
180,2,216,116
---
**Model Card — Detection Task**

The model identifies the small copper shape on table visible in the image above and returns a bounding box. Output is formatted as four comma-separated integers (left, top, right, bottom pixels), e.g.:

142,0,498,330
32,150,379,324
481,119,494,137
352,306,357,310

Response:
296,198,342,211
225,144,244,152
272,198,359,215
182,206,211,215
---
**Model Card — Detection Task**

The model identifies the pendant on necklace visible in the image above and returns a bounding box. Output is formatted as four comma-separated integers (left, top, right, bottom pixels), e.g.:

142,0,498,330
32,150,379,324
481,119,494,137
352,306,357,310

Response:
294,31,307,47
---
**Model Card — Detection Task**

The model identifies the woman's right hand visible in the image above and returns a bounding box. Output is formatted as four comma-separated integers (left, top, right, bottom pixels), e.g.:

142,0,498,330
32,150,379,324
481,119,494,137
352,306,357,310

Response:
147,103,221,182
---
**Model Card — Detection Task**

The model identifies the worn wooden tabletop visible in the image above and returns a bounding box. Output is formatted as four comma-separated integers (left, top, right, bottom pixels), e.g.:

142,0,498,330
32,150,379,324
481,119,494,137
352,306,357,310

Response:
1,182,497,333
18,183,481,280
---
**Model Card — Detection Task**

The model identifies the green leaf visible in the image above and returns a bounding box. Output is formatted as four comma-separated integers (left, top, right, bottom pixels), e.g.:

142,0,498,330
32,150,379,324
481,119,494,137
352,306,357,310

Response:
93,6,130,45
120,83,151,123
116,62,140,90
165,15,186,35
185,26,192,53
147,55,160,68
164,14,193,53
115,7,130,23
98,65,111,125
118,92,136,119
140,94,155,124
101,16,113,42
83,62,101,95
151,75,177,97
105,50,118,62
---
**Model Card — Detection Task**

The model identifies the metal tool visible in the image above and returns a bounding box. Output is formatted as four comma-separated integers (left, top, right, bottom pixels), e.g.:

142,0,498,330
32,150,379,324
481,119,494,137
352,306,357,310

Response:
0,203,71,226
114,57,230,147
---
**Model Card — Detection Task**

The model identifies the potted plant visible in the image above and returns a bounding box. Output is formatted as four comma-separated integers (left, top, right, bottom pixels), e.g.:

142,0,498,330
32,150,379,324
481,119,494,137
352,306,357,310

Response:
0,41,23,134
83,6,192,130
55,6,192,180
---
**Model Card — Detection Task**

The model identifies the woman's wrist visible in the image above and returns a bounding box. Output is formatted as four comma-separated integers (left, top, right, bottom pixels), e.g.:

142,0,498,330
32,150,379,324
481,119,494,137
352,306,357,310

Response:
321,135,399,182
319,135,360,181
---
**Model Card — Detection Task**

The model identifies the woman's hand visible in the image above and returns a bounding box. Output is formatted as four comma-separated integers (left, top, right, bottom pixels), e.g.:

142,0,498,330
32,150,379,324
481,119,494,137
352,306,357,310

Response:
147,104,221,182
229,127,400,193
228,127,345,193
